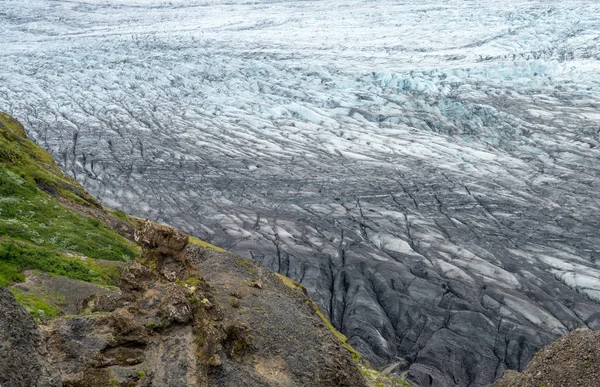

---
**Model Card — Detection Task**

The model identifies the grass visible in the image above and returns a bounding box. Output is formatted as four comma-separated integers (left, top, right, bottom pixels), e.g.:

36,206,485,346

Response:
0,112,99,207
0,239,121,287
0,112,137,263
0,112,138,291
0,166,137,262
0,111,136,320
113,209,130,221
10,287,60,318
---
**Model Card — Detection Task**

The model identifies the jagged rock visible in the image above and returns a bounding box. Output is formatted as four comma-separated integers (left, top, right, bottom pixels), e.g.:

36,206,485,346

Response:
0,287,61,387
134,220,194,282
134,220,189,255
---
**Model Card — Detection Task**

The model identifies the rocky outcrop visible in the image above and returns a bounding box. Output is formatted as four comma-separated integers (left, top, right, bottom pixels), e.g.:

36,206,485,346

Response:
489,328,600,387
0,287,61,387
2,220,367,387
134,220,189,256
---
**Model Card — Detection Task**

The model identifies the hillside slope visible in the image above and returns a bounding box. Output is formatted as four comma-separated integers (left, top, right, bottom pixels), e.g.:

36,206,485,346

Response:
0,111,139,316
0,112,409,386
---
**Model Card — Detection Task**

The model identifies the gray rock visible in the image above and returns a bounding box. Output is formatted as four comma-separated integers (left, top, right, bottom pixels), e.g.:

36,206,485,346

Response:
0,287,61,387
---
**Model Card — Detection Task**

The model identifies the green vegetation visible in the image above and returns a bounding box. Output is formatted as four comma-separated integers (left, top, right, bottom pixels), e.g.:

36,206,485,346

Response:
184,276,202,287
112,209,130,221
177,276,203,290
584,360,592,369
0,240,121,286
189,236,226,252
138,371,146,379
0,112,137,290
360,366,410,387
313,305,363,362
275,272,305,293
236,258,256,274
0,166,137,262
236,258,252,266
146,321,156,329
0,112,98,207
10,287,60,318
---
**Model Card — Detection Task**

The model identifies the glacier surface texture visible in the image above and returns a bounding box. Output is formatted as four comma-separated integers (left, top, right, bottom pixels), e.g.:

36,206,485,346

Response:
2,0,600,385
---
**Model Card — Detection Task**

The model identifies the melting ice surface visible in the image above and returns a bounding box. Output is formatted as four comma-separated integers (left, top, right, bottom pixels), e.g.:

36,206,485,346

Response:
1,0,600,385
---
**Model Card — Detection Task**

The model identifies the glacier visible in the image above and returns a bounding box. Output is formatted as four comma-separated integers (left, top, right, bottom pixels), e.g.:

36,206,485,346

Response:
1,0,600,385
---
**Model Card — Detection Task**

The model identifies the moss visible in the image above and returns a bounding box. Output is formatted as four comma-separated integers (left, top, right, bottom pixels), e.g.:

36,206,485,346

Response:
139,256,158,271
236,258,252,266
184,276,202,287
313,305,363,362
584,360,592,368
189,236,226,252
275,273,306,293
275,276,413,385
360,366,410,387
10,287,60,318
138,371,146,379
177,276,203,292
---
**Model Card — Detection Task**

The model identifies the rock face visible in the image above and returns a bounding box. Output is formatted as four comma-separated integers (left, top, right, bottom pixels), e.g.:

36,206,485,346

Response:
4,221,367,387
489,329,600,387
0,287,61,387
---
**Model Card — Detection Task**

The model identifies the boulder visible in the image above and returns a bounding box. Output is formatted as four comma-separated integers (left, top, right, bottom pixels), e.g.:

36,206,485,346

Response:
134,220,189,254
